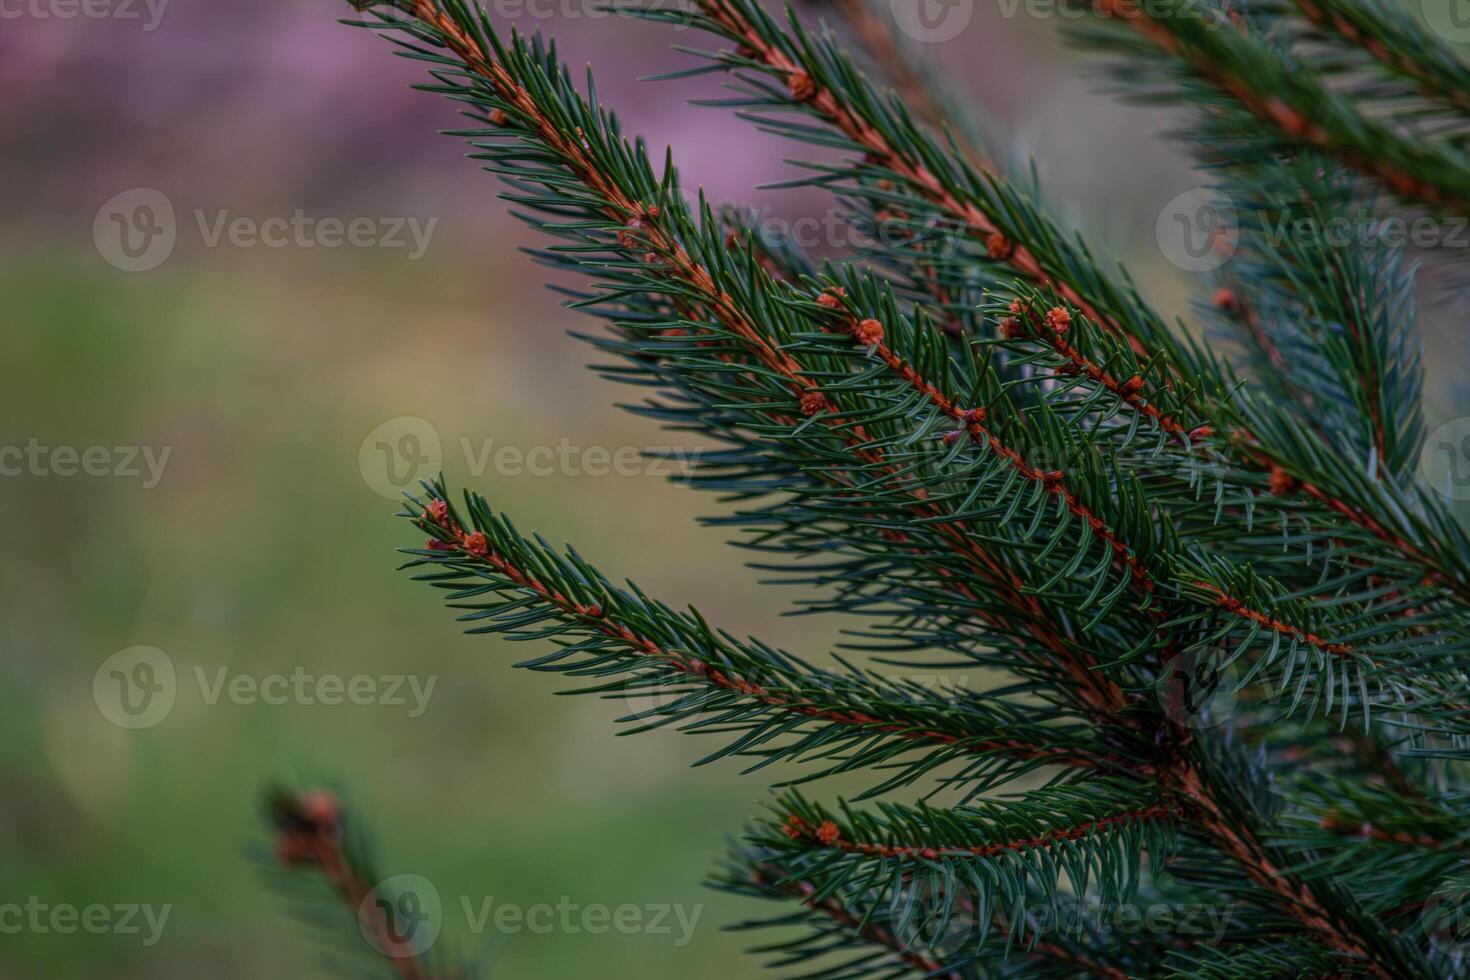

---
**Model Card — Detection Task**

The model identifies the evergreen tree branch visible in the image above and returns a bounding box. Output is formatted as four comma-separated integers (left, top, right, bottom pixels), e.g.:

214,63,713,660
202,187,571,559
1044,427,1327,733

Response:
772,787,1179,869
728,859,1142,978
733,861,1144,978
1083,0,1470,211
1288,0,1470,116
735,864,965,978
641,0,1470,625
809,290,1161,601
361,0,1151,719
800,0,993,171
635,0,1183,364
334,2,1460,972
405,484,1126,785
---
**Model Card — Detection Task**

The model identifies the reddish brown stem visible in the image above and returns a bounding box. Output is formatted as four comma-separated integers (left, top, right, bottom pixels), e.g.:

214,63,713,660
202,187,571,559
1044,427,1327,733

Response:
1192,581,1355,657
829,302,1159,597
1012,304,1191,438
1161,767,1389,978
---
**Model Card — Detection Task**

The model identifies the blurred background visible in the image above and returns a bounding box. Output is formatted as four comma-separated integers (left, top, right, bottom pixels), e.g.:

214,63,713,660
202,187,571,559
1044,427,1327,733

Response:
1,1,1465,977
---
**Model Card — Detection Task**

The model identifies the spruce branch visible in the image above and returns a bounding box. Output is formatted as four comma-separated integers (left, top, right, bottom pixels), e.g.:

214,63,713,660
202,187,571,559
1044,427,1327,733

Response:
1082,0,1470,211
1287,0,1470,117
637,0,1470,622
404,483,1128,787
365,0,1155,720
725,858,1148,978
798,0,994,172
733,864,965,978
634,0,1184,364
324,0,1470,974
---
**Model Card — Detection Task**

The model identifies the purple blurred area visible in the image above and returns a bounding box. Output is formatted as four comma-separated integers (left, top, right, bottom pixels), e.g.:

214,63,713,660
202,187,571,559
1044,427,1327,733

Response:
1,0,1194,282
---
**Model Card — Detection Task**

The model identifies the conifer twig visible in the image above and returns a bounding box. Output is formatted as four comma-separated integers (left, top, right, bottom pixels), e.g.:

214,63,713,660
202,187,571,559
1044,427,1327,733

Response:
1088,0,1470,211
268,789,447,980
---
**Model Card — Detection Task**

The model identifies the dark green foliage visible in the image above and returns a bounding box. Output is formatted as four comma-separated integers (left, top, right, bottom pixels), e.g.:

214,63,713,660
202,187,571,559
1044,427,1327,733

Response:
264,0,1470,975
